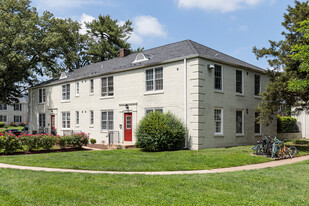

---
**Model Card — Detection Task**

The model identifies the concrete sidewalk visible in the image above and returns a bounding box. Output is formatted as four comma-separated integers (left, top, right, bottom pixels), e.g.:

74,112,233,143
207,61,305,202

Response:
0,155,309,175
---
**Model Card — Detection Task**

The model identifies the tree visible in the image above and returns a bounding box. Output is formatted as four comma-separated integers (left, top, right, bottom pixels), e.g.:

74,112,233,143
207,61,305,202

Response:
0,0,89,103
86,15,133,62
253,0,309,124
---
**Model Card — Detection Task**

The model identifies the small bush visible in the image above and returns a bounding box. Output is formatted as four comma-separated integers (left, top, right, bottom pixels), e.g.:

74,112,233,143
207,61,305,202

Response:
0,133,22,154
0,122,5,128
277,115,300,133
135,112,186,152
21,134,40,151
90,138,96,144
38,134,56,150
10,122,17,127
57,133,89,149
19,122,26,126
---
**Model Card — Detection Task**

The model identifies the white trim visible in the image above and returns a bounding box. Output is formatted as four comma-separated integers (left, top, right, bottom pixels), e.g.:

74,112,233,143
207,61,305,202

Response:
236,69,244,95
75,82,80,97
145,107,163,115
254,74,261,96
89,79,94,95
144,66,164,93
214,108,224,135
214,64,224,92
101,76,114,97
89,110,94,126
236,109,244,136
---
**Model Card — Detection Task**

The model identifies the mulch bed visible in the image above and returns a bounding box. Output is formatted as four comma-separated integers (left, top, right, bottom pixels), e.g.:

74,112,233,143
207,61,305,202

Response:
0,147,90,156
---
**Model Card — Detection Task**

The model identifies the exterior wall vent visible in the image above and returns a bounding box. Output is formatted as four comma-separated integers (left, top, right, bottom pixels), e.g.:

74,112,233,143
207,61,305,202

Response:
59,72,68,79
132,53,151,63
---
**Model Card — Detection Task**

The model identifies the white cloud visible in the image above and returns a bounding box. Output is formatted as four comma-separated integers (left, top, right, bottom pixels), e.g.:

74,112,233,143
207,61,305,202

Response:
33,0,106,10
128,32,143,45
177,0,265,12
79,13,96,35
134,16,167,37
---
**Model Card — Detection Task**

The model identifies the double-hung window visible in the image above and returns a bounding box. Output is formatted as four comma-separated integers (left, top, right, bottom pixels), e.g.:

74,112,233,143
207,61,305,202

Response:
214,108,223,134
236,110,244,135
0,104,7,110
39,88,46,103
255,112,261,134
145,108,163,115
236,70,243,94
76,111,79,126
76,82,80,96
0,115,7,122
90,79,94,94
214,64,222,90
62,112,70,129
14,104,22,111
254,74,261,96
39,113,46,128
14,116,22,123
90,110,94,125
101,77,114,97
62,84,70,100
145,67,163,92
101,111,114,130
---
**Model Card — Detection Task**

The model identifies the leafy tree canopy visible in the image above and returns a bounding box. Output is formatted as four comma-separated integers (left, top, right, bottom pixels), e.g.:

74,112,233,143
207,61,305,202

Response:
253,0,309,124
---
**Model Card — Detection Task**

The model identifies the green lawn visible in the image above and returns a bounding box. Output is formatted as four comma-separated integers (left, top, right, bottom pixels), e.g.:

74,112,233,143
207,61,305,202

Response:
0,160,308,205
0,126,24,132
0,146,273,171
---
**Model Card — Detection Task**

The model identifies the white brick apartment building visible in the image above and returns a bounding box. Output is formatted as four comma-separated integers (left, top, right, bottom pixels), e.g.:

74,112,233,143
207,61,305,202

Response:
28,40,276,150
0,98,28,125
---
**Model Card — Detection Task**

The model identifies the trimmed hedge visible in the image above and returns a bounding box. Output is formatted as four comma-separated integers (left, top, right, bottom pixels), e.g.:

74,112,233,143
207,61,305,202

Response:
277,115,300,133
0,132,89,154
135,112,186,152
0,122,5,128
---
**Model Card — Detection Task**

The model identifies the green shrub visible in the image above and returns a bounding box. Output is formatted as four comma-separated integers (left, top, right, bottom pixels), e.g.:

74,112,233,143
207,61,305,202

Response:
0,122,5,128
0,133,22,154
19,122,26,126
10,122,17,127
90,138,96,144
21,134,40,151
135,112,186,152
277,115,300,133
38,134,56,150
57,133,89,149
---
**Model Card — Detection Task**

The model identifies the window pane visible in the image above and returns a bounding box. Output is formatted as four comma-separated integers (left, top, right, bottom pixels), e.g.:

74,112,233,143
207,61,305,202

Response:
254,75,261,96
255,112,261,134
236,70,242,93
146,69,154,91
155,108,163,113
236,111,243,134
214,65,222,90
101,78,107,96
214,109,222,133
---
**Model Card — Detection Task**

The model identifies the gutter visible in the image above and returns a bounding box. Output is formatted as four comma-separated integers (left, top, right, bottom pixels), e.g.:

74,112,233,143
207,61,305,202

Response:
184,58,187,148
30,54,266,90
29,88,33,134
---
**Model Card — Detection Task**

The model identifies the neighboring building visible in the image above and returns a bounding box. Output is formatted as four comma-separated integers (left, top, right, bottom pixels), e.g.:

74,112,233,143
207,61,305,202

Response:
293,109,309,138
28,40,276,150
0,98,28,125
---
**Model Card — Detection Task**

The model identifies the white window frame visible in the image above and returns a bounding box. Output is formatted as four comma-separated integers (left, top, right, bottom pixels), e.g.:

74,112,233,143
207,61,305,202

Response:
236,110,244,135
90,79,94,94
39,113,46,128
0,104,7,111
62,112,70,129
236,69,243,94
14,104,22,111
101,110,114,131
254,74,261,96
0,115,8,123
145,67,163,92
145,108,163,115
62,84,70,101
14,115,22,123
101,76,114,97
254,112,261,135
90,110,94,126
214,64,223,91
76,111,79,126
39,88,46,103
214,108,223,135
76,82,80,96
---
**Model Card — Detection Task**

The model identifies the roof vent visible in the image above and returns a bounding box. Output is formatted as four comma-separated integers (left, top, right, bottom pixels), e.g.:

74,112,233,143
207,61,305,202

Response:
59,72,68,79
132,53,151,63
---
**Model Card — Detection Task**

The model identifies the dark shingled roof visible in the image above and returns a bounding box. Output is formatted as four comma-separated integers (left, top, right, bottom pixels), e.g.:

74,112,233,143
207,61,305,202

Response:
33,40,264,88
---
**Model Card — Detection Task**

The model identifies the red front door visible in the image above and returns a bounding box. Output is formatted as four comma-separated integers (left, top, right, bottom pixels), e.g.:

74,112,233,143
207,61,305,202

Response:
124,113,132,141
51,115,55,130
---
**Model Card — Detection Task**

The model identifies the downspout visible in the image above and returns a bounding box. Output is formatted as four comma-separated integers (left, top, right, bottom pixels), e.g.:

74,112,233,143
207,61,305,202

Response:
304,109,307,139
29,88,32,134
184,58,187,148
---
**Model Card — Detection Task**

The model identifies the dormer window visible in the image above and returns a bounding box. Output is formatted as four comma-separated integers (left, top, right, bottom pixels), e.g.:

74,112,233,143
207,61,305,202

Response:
59,72,68,79
132,53,151,63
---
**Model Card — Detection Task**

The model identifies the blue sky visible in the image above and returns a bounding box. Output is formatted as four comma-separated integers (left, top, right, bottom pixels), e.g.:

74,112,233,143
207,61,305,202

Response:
30,0,301,69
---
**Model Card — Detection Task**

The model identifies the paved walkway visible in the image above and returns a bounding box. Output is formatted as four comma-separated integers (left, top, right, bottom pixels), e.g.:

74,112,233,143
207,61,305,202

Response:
0,155,309,175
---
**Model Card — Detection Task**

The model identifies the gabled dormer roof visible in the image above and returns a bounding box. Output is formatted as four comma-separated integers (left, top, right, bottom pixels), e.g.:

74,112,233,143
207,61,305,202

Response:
33,40,265,88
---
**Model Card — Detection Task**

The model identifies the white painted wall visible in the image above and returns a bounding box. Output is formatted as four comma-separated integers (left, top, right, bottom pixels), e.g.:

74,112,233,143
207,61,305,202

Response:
293,109,309,138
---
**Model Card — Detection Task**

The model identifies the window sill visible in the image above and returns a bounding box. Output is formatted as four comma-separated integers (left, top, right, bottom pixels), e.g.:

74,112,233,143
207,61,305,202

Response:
38,103,46,105
100,96,114,100
214,133,224,137
255,133,262,137
75,95,79,98
144,90,164,96
89,93,94,96
76,125,79,128
61,100,71,103
236,134,244,137
89,125,94,128
254,96,262,99
214,90,224,94
236,93,244,97
61,129,71,131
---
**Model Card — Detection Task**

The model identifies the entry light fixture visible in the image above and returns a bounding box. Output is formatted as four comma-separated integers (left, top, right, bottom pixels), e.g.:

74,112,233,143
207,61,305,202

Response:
125,104,129,110
207,64,215,70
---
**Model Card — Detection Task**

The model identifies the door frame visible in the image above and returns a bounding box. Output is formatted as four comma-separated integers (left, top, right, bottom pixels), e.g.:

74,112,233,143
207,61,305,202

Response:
124,112,132,142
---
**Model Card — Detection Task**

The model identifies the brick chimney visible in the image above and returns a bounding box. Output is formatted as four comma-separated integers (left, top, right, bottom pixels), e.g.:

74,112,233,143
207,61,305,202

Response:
120,48,130,58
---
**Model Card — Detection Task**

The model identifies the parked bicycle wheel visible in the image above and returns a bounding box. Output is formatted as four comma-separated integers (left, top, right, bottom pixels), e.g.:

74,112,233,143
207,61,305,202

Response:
288,146,298,158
